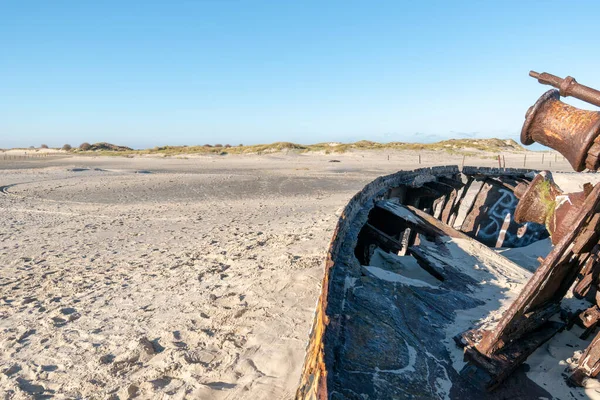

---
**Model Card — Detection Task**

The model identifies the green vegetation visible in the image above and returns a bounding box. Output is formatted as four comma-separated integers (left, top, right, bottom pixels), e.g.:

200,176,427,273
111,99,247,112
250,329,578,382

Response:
538,178,558,229
77,138,525,157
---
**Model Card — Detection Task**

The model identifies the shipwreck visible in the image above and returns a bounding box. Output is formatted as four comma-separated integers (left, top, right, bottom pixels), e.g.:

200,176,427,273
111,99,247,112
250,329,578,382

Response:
297,71,600,399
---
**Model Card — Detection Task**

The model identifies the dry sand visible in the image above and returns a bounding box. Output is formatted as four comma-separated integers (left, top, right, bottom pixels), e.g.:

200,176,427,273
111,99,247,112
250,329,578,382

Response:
0,149,595,399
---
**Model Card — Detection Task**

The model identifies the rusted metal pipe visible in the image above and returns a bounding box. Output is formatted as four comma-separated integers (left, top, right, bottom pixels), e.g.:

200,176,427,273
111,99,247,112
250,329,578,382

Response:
521,90,600,171
530,71,600,108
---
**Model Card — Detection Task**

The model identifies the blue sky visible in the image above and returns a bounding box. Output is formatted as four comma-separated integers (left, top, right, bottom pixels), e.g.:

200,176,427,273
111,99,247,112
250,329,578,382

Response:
1,1,599,149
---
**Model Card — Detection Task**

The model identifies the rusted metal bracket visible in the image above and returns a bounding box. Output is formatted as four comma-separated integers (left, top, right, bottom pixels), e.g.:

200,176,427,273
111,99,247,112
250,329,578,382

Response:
569,330,600,386
574,306,600,340
570,292,600,384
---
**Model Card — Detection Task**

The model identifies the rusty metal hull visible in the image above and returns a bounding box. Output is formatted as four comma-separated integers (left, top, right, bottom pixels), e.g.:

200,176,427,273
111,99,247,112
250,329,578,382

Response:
296,166,551,399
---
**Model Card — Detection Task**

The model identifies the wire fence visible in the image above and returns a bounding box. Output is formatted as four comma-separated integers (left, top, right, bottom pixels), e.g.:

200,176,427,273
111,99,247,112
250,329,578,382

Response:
0,152,65,161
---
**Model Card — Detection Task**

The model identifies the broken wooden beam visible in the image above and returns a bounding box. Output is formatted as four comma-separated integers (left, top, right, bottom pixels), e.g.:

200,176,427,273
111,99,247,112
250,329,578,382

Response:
360,223,403,254
375,200,463,239
462,321,564,391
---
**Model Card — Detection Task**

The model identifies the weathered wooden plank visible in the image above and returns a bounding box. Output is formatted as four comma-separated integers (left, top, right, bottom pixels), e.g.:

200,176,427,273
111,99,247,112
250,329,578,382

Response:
572,213,600,254
440,189,458,224
460,179,494,236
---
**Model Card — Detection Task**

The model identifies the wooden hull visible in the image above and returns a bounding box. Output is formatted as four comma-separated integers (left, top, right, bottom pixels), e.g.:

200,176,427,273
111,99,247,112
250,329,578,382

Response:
297,166,553,400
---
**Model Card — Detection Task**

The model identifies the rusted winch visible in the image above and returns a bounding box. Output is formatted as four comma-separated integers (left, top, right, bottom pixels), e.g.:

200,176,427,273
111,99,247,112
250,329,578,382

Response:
522,71,600,171
514,172,590,244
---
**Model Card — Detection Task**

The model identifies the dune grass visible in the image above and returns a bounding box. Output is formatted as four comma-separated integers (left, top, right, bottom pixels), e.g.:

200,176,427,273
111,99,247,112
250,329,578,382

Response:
78,138,525,157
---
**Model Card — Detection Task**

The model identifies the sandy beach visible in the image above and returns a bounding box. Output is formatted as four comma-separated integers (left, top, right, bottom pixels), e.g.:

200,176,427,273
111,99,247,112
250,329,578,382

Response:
0,150,592,399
